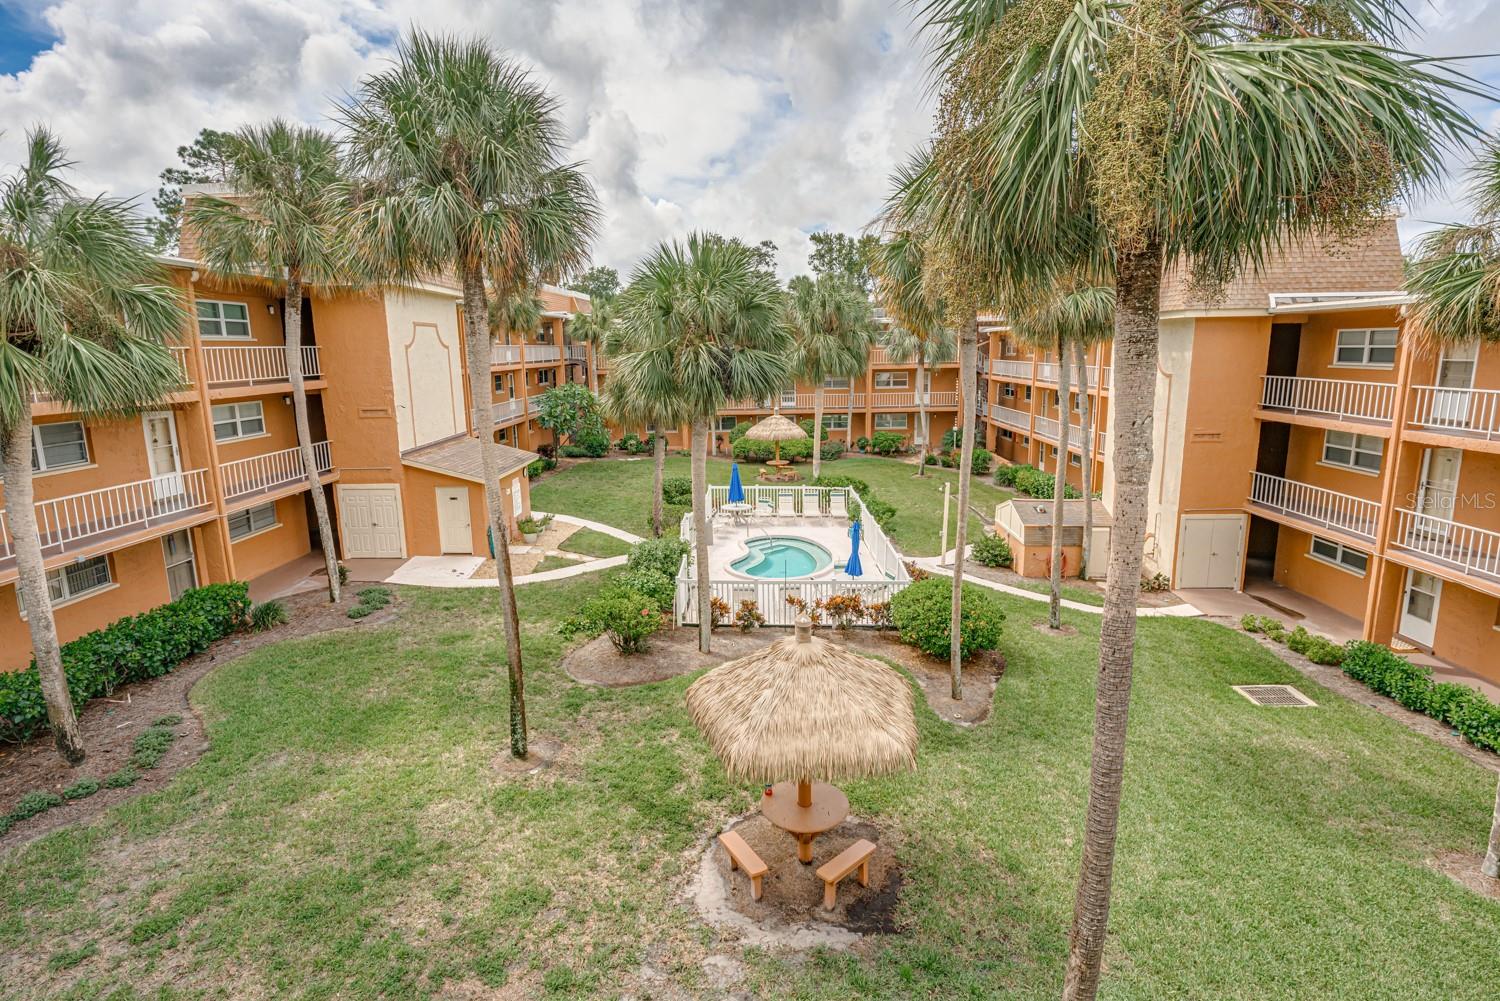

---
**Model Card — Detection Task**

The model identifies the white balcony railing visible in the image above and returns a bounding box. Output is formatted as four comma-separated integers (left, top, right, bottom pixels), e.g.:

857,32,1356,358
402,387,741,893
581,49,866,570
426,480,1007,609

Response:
1407,386,1500,441
491,343,524,365
1035,363,1061,384
1033,416,1061,441
1260,375,1396,423
1098,366,1111,392
991,360,1032,380
526,344,562,364
1390,508,1500,584
1248,471,1379,541
492,397,527,424
0,469,212,565
993,405,1030,430
220,442,333,503
202,345,321,387
566,344,590,362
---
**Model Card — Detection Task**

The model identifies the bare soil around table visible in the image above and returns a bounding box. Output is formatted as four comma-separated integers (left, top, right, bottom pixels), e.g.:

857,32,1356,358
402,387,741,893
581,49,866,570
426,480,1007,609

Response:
0,588,402,854
562,625,1003,725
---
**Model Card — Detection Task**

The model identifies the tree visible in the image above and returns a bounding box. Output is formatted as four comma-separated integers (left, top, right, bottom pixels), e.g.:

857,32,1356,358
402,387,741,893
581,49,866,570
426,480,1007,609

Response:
535,383,601,445
871,232,956,474
187,121,350,604
904,2,1474,996
341,30,599,760
1,129,187,764
611,233,791,652
568,264,619,301
568,293,614,394
786,273,876,478
148,128,234,251
1406,134,1500,881
490,284,543,344
809,231,879,293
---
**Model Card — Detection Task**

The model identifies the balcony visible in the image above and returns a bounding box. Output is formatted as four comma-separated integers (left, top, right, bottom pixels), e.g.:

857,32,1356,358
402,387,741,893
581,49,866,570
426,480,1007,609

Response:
31,348,194,408
1389,508,1500,587
1033,416,1060,441
492,343,524,365
1406,386,1500,444
1247,471,1379,542
220,442,334,505
202,345,322,388
566,344,590,362
992,405,1030,430
1259,375,1395,424
1035,363,1060,385
991,360,1032,380
526,344,562,364
492,397,527,425
0,470,214,575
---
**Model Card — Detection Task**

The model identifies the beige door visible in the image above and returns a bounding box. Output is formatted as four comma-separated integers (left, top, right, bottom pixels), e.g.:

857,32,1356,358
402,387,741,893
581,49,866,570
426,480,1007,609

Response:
1177,515,1244,589
339,485,404,559
1398,570,1442,648
143,411,185,505
436,486,472,554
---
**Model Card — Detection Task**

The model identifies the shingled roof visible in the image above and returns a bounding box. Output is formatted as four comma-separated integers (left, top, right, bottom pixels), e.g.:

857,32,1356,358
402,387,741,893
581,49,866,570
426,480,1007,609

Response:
401,434,536,484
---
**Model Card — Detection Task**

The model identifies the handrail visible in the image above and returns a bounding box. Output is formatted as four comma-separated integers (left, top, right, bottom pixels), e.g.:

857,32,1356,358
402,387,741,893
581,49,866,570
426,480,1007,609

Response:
1260,375,1395,423
1390,508,1500,583
1249,471,1378,541
201,344,321,386
1,469,212,561
220,442,333,501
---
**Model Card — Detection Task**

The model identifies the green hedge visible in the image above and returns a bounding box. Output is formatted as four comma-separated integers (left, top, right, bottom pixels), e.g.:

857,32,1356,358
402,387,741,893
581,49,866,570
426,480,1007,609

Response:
890,577,1005,660
1005,464,1081,500
1341,641,1500,752
0,583,249,743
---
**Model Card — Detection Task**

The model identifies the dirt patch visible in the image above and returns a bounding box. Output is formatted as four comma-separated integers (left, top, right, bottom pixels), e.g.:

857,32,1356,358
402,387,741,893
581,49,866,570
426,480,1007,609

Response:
491,735,564,777
472,521,583,579
1429,852,1500,901
1033,621,1080,638
964,563,1184,607
0,587,403,855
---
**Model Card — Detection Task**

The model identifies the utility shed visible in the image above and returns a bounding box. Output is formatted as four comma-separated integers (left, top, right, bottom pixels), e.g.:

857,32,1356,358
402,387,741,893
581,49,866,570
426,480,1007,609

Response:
995,499,1112,580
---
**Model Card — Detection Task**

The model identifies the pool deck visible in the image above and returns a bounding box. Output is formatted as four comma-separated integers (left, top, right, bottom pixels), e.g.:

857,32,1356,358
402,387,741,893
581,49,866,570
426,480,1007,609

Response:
704,514,869,582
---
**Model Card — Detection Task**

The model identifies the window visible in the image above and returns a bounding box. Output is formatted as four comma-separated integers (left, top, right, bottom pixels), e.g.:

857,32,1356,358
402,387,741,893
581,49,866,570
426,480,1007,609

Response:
212,402,265,441
874,372,908,389
196,299,252,339
1048,445,1059,458
536,369,554,386
823,376,850,390
1322,430,1383,473
1000,428,1014,441
1309,536,1369,576
1071,393,1084,414
822,413,850,430
46,556,112,605
1002,384,1016,398
493,374,508,394
31,421,89,472
228,501,278,541
1069,452,1082,467
1024,386,1033,402
1002,339,1018,357
715,416,738,431
1333,328,1398,368
874,413,907,429
780,388,799,407
162,530,197,601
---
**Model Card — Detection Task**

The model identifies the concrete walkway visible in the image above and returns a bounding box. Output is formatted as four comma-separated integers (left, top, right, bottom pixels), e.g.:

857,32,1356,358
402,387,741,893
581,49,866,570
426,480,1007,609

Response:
913,550,1203,618
381,513,644,589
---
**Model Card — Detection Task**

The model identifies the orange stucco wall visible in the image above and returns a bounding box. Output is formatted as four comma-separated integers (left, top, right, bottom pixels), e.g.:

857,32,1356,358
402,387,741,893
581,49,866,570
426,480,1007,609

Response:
1428,580,1500,685
1271,523,1372,621
228,494,311,581
1179,315,1273,514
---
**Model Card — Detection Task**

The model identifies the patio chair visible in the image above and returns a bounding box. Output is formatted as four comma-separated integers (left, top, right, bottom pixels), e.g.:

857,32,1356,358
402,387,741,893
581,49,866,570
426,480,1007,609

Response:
802,487,823,516
776,491,797,518
829,491,848,519
755,495,774,518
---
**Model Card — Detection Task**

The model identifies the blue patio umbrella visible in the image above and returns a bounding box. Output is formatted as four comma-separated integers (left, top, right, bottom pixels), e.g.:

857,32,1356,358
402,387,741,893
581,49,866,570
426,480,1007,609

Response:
728,462,746,503
845,519,864,577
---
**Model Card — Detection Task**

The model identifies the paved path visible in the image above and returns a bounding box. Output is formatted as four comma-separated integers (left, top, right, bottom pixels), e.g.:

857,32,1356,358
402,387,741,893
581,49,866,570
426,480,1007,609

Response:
382,512,643,589
913,550,1202,618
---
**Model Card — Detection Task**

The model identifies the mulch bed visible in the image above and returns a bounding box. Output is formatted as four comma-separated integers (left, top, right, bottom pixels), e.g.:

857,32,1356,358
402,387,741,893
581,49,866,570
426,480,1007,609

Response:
562,626,1004,725
0,587,402,854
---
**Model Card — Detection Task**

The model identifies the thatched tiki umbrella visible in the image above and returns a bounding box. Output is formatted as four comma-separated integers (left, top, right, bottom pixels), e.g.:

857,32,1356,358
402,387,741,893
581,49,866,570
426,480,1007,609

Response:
686,616,917,862
743,412,807,468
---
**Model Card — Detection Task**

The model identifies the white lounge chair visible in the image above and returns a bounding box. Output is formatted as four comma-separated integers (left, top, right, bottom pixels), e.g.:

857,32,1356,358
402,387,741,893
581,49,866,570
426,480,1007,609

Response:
777,491,797,518
802,487,823,515
755,495,775,518
829,491,848,519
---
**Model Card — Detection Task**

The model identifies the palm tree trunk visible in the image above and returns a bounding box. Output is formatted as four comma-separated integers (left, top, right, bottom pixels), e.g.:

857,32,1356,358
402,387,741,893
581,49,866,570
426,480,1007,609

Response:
1049,335,1072,630
461,263,528,759
948,317,978,699
812,385,825,480
283,275,340,603
587,342,598,394
916,345,929,476
1074,340,1094,579
691,417,712,654
845,387,855,451
1062,242,1164,1001
2,398,85,764
652,430,666,538
1484,777,1500,879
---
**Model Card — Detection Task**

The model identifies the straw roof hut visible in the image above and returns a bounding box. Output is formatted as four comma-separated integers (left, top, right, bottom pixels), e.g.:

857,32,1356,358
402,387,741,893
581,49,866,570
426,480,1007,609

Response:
743,413,807,443
685,618,917,784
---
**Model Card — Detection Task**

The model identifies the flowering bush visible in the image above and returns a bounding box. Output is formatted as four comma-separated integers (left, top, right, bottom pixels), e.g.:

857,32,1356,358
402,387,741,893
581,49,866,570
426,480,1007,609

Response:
561,586,662,654
818,593,866,631
784,594,824,625
734,600,766,631
709,595,731,627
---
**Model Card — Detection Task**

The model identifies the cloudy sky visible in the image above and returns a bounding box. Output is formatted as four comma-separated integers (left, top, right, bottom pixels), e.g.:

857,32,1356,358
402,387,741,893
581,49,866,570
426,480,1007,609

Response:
2,0,1498,280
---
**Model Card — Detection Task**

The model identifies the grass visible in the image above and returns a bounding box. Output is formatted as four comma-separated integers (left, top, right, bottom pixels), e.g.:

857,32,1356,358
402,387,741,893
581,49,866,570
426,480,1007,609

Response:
532,454,1012,556
531,554,581,574
1006,577,1106,606
3,575,1498,999
557,528,632,559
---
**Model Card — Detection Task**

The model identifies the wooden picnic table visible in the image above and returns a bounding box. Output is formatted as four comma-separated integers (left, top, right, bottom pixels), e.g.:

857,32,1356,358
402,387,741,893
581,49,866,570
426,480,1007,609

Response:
760,779,849,863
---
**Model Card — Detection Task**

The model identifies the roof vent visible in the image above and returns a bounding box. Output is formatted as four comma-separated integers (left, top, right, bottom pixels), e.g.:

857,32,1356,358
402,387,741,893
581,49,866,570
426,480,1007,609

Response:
1232,684,1317,708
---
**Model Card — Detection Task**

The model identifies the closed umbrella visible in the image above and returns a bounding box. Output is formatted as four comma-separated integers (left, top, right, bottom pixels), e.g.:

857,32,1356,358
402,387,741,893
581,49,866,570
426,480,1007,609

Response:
728,462,745,503
845,519,864,578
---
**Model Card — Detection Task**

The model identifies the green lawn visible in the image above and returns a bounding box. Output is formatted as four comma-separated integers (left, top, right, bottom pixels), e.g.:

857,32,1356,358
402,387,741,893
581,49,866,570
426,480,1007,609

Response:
557,527,631,559
532,455,1011,556
3,576,1498,999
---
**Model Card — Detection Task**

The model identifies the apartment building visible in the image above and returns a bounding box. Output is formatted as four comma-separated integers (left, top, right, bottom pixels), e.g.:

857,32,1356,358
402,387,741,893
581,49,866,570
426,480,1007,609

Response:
1,261,552,671
1114,219,1500,687
489,285,598,452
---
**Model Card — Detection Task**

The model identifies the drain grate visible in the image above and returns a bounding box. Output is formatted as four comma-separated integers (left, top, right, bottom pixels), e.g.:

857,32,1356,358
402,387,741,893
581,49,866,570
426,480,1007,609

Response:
1232,684,1317,708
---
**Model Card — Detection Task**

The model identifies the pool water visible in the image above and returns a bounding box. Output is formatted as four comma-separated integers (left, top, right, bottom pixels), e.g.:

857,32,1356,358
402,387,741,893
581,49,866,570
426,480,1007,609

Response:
731,536,834,579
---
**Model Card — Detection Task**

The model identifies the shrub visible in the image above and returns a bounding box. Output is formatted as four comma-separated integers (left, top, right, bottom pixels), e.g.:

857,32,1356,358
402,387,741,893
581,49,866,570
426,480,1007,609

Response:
347,587,392,620
810,473,870,496
249,600,288,632
865,601,893,630
923,454,939,466
784,595,823,625
890,577,1006,660
572,424,611,457
1341,641,1500,752
562,586,662,653
819,438,845,461
728,421,752,442
62,778,100,800
731,436,773,462
1286,626,1345,665
970,448,994,474
941,427,963,451
709,595,731,628
629,536,690,578
525,457,558,479
855,436,870,453
904,560,931,582
0,583,249,744
618,432,651,455
869,431,905,455
734,600,765,631
660,477,693,507
818,593,866,630
11,789,62,820
130,726,175,770
972,532,1013,568
337,563,350,587
797,417,827,440
939,454,957,468
1139,572,1172,593
993,464,1020,488
1239,614,1261,633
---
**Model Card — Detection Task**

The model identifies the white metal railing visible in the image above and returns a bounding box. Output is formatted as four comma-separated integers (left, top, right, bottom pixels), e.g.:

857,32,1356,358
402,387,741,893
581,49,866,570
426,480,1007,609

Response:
491,343,523,365
674,485,912,626
993,405,1030,430
1407,386,1500,441
1065,427,1106,455
976,398,989,417
868,347,894,365
0,469,212,563
566,344,590,361
991,360,1032,379
1098,366,1111,392
220,441,333,502
492,397,527,424
526,344,562,363
1248,471,1379,541
1260,375,1395,423
1033,416,1061,441
202,345,321,386
821,391,864,410
1390,508,1500,584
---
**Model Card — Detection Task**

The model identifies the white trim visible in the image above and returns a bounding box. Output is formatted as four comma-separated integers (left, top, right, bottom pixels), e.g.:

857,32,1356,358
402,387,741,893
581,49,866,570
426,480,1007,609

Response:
211,400,267,442
335,483,408,560
1307,535,1369,577
227,500,280,542
33,462,98,480
195,298,254,340
31,419,90,473
1319,429,1384,475
1330,327,1398,369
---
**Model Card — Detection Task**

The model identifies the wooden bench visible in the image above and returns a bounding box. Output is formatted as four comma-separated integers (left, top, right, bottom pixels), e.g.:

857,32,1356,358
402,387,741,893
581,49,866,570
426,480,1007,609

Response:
718,830,769,901
816,838,875,910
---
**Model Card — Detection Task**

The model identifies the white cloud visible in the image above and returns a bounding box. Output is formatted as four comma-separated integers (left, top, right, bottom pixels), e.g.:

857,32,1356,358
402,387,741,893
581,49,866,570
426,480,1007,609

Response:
2,0,1497,274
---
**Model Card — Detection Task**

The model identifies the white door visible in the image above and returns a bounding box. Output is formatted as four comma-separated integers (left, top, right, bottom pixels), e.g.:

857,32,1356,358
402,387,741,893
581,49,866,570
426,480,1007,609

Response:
1416,448,1462,522
1177,515,1244,589
1086,525,1110,580
436,486,472,554
143,412,185,506
339,486,404,558
1428,342,1478,426
1398,569,1442,648
161,529,198,600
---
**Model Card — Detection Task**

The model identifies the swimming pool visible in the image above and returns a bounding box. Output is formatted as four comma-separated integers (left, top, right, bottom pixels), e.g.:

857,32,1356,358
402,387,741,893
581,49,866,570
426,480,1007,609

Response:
731,536,834,579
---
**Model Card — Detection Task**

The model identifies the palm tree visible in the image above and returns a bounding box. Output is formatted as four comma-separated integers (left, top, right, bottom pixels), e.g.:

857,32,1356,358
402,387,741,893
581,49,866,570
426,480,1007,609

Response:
600,378,683,538
340,30,599,759
1406,135,1500,881
786,273,876,478
568,293,614,395
901,3,1473,996
1,129,187,764
188,121,350,603
612,233,792,653
872,233,957,474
